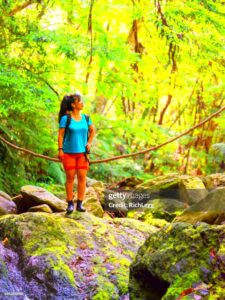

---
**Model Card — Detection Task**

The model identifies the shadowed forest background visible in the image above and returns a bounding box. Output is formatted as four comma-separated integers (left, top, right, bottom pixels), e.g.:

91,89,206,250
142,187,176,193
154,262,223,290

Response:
0,0,224,194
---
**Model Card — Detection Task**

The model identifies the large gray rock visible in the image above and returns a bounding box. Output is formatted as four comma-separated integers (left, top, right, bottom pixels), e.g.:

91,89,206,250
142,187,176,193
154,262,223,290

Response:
173,187,225,225
129,222,225,300
20,185,67,212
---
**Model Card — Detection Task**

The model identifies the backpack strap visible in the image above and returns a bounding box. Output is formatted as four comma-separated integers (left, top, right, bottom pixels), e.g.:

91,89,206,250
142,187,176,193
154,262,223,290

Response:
84,114,90,139
63,114,71,143
84,114,90,161
84,114,89,127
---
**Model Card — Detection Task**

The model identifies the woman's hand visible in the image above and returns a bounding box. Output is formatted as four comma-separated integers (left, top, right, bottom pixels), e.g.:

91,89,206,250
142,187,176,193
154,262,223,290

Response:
58,149,64,161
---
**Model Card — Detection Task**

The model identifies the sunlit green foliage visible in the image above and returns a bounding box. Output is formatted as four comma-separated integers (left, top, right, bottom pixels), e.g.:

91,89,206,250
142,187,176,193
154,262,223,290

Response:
0,0,224,193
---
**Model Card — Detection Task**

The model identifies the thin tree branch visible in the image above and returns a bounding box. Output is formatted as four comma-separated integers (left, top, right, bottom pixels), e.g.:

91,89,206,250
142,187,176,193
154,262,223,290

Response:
40,78,59,97
158,94,172,125
4,64,59,97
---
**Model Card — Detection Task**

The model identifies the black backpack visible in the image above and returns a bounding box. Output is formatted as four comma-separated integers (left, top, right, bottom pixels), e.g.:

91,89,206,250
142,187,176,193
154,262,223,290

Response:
63,114,90,154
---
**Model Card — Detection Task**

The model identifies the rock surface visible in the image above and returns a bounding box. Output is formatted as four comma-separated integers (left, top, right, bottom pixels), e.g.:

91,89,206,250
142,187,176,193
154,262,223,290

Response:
135,173,181,192
0,212,157,299
1,173,224,299
0,191,12,201
173,187,225,225
127,198,187,227
83,187,104,217
203,173,225,190
178,176,208,205
0,193,17,216
28,204,53,213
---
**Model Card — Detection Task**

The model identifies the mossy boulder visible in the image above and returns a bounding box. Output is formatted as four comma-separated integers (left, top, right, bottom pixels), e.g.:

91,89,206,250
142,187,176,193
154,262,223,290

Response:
0,212,156,299
129,222,225,300
173,187,225,225
135,174,207,205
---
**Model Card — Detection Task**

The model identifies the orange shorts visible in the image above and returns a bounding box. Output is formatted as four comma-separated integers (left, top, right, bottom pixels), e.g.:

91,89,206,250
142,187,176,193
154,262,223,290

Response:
62,153,89,171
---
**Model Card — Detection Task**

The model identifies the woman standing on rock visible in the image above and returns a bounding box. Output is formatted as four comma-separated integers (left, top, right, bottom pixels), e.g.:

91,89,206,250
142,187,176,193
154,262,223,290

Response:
58,94,95,213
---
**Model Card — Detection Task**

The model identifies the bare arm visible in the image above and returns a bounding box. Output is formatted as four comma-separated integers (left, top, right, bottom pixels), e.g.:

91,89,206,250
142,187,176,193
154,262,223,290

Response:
86,124,95,151
58,128,65,160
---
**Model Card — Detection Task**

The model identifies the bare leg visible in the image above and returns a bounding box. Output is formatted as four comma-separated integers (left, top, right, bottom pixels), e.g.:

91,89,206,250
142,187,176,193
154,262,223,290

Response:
76,169,88,201
65,169,76,201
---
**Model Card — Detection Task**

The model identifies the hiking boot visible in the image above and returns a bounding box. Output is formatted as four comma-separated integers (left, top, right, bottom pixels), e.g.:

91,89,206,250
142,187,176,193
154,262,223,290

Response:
66,200,74,214
76,200,86,212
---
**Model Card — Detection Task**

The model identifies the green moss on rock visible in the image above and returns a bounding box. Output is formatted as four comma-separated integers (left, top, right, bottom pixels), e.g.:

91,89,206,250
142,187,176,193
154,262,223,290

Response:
0,211,155,299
